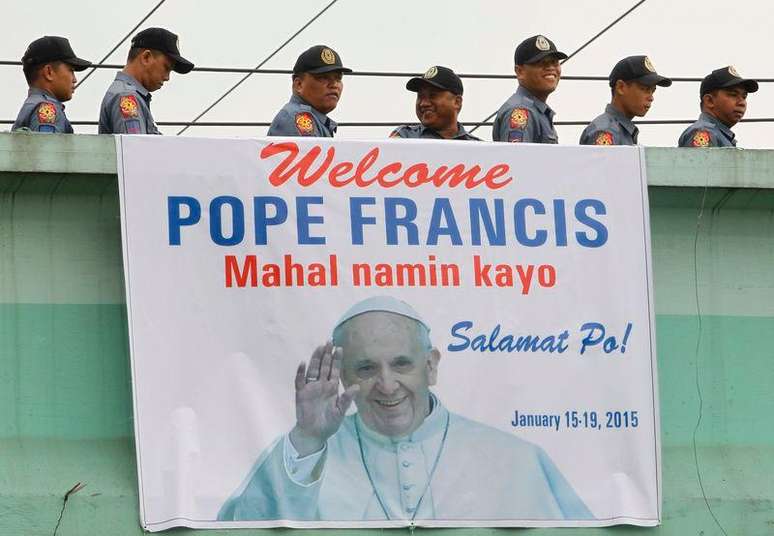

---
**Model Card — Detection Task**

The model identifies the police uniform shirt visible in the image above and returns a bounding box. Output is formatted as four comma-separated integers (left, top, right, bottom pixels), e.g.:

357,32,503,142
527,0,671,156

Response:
389,123,481,141
268,94,337,137
99,72,159,134
579,104,638,146
492,86,558,144
678,112,736,147
12,88,73,133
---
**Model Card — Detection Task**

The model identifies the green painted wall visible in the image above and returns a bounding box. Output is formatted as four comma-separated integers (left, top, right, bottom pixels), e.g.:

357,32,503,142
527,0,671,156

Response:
1,134,772,535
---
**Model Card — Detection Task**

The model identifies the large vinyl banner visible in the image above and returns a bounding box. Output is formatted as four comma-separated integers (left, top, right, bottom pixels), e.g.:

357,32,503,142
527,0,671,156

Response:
116,135,660,531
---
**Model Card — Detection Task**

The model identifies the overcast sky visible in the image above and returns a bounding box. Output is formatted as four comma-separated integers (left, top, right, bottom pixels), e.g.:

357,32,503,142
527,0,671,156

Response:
2,0,772,147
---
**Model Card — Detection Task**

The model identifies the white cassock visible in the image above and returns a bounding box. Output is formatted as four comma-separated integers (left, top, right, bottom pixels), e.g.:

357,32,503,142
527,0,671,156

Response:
219,396,592,522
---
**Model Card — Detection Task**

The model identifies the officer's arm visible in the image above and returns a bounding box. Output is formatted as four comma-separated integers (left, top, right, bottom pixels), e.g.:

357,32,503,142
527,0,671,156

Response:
29,103,64,133
109,94,147,134
268,110,319,137
502,106,537,143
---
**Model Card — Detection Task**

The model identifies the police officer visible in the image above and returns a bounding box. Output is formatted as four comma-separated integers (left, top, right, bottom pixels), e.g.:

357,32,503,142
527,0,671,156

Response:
268,45,351,137
390,66,480,141
580,55,672,146
678,66,758,147
13,36,91,133
99,27,193,134
492,35,566,143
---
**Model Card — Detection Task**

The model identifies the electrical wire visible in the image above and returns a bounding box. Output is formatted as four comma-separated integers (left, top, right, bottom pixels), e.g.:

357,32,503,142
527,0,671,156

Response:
176,0,339,135
3,59,774,84
74,0,167,89
691,177,730,536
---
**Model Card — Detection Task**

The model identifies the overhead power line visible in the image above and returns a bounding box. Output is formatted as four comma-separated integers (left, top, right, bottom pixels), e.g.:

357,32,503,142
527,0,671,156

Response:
469,0,648,135
3,60,773,83
176,0,339,136
75,0,167,89
563,0,647,63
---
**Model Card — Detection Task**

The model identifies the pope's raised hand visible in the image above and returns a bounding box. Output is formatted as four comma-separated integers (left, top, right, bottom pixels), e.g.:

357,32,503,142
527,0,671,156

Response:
289,341,359,457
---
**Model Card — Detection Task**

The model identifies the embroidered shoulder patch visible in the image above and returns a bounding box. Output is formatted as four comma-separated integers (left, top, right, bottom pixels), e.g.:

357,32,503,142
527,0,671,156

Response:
691,130,711,147
119,95,140,119
295,112,314,136
37,102,57,124
509,108,529,129
594,131,614,145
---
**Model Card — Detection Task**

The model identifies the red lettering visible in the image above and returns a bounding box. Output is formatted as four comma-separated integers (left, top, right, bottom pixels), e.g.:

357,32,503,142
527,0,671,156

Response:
225,255,257,288
259,142,514,191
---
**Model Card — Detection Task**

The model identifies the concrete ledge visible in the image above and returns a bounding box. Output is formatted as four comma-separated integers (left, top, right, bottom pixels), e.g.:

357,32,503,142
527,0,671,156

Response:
0,132,116,175
2,133,774,188
645,146,774,188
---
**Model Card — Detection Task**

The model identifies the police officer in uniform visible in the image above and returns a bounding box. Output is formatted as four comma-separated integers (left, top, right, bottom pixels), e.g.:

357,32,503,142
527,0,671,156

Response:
580,55,672,146
268,45,351,137
390,66,480,141
13,36,91,133
492,35,566,143
99,27,193,134
678,66,758,147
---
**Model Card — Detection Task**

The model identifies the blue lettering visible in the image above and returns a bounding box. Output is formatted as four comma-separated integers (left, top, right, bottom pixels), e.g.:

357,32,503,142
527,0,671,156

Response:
253,196,287,245
575,199,608,247
167,196,201,245
469,198,505,246
349,197,376,245
296,196,325,245
447,320,473,351
210,196,244,246
385,197,419,245
427,198,462,245
514,198,547,247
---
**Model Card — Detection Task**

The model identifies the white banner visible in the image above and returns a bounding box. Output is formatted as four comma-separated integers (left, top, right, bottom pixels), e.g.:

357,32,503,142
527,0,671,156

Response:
117,135,660,531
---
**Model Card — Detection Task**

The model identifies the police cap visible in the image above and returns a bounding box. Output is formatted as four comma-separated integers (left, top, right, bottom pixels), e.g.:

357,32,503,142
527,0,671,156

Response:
515,35,567,65
293,45,352,75
131,27,194,74
700,66,759,96
22,36,91,71
406,66,463,95
609,55,672,87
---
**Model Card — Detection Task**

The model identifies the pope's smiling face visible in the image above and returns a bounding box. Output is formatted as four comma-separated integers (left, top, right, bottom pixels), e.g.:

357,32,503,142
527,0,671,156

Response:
338,312,440,437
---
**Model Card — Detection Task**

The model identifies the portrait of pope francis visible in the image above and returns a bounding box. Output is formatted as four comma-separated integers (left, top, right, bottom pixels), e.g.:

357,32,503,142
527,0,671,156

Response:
218,296,593,522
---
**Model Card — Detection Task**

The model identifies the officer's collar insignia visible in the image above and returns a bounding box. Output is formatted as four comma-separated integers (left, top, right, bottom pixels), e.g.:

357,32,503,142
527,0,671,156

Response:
728,65,739,77
321,48,336,65
535,36,550,51
424,66,438,79
643,57,656,73
37,102,57,124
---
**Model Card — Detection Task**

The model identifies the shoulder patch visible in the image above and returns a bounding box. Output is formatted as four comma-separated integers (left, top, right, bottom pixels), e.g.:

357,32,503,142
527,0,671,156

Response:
594,131,614,145
691,130,711,147
119,95,140,119
509,108,529,130
389,129,402,138
295,112,314,136
37,102,57,124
